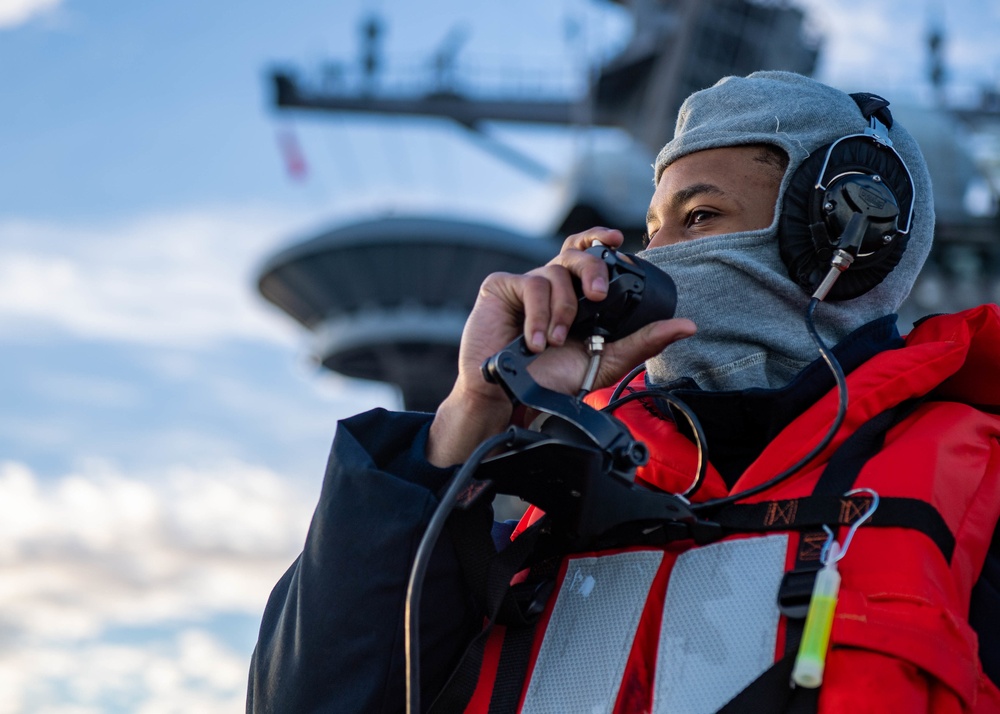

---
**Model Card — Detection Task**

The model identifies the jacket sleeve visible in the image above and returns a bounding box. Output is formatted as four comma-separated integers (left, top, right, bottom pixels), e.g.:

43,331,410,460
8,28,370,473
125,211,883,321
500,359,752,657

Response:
247,408,484,713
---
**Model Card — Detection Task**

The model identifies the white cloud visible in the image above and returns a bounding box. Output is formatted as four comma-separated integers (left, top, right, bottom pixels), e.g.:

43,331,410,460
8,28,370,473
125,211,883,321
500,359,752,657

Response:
0,0,60,29
0,630,248,714
0,459,318,710
0,209,314,348
0,198,558,355
0,460,314,630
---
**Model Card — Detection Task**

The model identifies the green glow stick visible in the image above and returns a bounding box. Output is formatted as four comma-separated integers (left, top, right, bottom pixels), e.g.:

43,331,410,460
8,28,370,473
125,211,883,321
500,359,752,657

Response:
792,541,841,688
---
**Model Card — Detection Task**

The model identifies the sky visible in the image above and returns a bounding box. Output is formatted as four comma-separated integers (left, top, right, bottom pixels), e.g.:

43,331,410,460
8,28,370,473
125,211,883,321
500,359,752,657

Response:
1,0,999,711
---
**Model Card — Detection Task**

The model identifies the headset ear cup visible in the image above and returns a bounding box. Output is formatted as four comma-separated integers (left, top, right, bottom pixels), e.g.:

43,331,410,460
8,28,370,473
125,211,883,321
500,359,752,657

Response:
780,150,830,294
778,138,913,301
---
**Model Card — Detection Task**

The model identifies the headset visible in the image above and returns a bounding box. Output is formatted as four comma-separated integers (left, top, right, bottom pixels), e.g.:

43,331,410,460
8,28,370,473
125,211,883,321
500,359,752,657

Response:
778,93,916,301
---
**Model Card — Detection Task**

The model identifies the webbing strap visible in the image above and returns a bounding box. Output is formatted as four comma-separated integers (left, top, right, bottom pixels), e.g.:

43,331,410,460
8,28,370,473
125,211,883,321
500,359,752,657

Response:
430,511,558,714
429,518,549,713
489,552,565,713
778,398,924,656
487,610,538,713
712,495,953,563
719,399,936,713
716,652,819,714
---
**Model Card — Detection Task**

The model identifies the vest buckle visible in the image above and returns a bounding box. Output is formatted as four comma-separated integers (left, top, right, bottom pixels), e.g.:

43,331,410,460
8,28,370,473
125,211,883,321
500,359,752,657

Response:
777,566,822,619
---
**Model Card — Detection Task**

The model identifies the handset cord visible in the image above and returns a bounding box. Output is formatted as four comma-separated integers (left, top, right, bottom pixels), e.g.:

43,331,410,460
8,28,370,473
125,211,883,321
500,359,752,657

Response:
608,363,648,403
602,390,708,498
602,298,848,512
691,298,847,513
404,429,513,714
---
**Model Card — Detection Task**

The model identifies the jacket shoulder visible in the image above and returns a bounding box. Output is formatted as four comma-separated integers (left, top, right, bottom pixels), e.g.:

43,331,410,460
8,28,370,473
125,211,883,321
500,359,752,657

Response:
906,305,1000,408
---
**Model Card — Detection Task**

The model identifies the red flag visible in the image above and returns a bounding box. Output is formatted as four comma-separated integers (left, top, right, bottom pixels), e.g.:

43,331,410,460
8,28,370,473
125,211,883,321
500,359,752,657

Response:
277,128,308,181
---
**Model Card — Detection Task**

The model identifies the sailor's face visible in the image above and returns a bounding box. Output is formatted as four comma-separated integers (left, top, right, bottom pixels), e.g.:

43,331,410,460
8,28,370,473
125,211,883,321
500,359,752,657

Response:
644,146,784,249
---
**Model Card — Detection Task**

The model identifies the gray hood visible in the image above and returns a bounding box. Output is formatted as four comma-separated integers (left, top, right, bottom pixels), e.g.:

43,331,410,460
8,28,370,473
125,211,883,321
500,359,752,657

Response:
639,71,934,391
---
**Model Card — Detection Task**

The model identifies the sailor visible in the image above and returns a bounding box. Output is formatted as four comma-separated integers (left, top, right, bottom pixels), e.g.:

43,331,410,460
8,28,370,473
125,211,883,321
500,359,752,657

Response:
248,71,1000,713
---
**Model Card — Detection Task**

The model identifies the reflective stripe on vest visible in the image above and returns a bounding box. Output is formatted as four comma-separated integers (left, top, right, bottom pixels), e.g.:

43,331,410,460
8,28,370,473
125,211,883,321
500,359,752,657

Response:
519,535,788,714
654,534,787,713
521,551,662,713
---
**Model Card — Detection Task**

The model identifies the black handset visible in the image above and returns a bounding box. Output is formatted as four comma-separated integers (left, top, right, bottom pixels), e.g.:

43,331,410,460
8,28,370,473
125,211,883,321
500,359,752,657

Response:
569,245,677,341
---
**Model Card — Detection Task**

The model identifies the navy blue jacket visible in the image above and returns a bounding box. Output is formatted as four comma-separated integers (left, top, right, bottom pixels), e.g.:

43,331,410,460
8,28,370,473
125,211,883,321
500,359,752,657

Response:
246,409,479,713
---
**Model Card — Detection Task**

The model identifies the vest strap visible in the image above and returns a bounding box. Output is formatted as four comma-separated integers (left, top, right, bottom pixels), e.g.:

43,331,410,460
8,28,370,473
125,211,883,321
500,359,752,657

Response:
486,581,551,714
735,397,937,708
712,494,953,563
429,516,553,713
716,652,819,714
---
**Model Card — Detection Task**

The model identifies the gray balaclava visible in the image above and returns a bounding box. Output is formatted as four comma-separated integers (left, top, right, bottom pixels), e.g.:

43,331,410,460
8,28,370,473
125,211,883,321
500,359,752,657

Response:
639,71,934,391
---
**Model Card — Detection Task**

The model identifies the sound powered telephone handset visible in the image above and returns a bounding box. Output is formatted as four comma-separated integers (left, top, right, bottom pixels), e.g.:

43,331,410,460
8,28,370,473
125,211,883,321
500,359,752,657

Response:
472,244,721,550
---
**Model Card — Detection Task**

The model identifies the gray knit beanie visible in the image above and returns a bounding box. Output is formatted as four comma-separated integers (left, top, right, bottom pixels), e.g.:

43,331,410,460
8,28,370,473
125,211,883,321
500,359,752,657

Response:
639,71,934,391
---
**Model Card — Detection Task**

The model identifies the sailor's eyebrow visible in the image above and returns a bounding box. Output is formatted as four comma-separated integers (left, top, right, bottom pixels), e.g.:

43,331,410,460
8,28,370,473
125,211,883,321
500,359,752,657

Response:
647,183,728,226
667,183,728,209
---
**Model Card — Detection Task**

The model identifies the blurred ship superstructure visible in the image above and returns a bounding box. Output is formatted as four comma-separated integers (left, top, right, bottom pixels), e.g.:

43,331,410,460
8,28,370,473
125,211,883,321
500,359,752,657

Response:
260,0,820,409
258,217,555,412
905,94,1000,325
259,0,999,409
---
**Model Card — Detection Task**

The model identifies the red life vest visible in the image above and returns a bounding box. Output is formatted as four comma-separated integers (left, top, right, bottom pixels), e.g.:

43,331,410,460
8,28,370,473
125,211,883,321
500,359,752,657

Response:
467,305,1000,713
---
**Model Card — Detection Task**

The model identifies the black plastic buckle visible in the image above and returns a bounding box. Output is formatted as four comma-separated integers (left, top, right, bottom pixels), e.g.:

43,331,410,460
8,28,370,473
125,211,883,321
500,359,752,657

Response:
777,566,822,619
689,518,724,545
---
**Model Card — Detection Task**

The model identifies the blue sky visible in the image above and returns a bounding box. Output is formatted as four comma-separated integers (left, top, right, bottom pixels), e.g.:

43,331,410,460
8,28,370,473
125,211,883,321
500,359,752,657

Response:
1,0,998,711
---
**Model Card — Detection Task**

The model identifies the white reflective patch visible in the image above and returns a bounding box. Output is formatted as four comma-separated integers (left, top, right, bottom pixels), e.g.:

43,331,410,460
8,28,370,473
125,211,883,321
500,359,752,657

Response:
653,534,788,714
521,550,663,714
